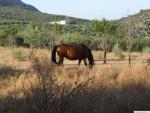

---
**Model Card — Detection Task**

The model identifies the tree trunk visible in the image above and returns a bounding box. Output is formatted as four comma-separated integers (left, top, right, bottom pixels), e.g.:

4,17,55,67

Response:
128,48,131,65
104,50,107,64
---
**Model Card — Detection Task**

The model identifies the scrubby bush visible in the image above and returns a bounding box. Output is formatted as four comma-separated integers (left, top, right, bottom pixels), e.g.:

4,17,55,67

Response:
12,49,26,61
0,35,9,46
112,44,125,59
143,46,150,52
18,56,93,113
112,44,123,56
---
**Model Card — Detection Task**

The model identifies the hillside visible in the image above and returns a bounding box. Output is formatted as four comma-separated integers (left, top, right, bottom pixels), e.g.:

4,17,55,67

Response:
0,6,89,28
0,0,39,11
0,6,66,23
0,0,89,26
119,9,150,37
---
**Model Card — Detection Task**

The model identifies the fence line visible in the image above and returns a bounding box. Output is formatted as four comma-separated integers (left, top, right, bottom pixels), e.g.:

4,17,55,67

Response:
63,58,149,66
94,58,147,61
63,58,148,62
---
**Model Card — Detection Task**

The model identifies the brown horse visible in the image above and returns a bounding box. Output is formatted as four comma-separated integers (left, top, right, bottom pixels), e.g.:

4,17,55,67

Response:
51,44,94,67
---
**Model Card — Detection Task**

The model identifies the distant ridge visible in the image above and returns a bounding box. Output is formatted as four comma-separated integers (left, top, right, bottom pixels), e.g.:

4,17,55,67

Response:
0,0,39,11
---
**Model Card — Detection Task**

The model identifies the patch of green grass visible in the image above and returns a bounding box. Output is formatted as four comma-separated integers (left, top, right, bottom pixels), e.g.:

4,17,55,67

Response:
12,49,26,61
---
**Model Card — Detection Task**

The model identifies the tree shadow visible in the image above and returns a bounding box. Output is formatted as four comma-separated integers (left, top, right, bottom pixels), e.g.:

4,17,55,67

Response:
0,66,30,78
1,83,150,113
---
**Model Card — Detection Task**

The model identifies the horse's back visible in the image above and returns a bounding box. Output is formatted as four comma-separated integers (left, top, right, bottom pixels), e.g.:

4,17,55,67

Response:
56,44,88,59
57,43,89,53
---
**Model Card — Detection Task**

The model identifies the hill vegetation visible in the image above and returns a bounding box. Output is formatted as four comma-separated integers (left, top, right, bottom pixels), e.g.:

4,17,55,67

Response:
119,9,150,37
0,5,89,25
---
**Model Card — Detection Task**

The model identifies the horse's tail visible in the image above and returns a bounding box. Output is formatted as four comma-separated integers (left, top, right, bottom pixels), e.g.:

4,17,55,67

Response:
51,45,58,64
88,48,95,66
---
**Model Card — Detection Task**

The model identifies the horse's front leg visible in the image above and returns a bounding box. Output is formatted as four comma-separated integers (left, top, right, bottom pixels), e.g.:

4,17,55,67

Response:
78,59,81,66
83,59,87,67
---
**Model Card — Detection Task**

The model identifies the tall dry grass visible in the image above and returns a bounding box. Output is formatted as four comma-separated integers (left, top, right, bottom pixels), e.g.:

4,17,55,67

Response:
0,48,150,113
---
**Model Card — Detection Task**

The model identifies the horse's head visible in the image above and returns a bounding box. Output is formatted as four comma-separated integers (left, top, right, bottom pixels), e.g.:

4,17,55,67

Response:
85,46,94,69
89,59,95,68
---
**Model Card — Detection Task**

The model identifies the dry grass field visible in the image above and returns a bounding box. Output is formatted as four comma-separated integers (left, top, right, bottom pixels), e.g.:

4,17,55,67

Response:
0,47,150,113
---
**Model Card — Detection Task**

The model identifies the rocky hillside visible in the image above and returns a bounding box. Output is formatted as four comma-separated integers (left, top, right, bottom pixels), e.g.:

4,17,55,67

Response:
0,0,39,11
119,9,150,37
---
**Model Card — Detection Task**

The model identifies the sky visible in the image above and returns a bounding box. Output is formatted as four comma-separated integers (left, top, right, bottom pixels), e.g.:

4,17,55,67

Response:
22,0,150,20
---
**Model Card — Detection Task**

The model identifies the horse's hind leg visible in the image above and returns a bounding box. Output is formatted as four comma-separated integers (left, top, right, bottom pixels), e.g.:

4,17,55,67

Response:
58,59,61,65
58,57,64,66
61,57,64,66
58,57,62,66
57,52,64,66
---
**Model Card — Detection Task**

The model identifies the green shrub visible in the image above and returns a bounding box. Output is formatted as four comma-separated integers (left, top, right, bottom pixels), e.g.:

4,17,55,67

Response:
143,46,150,52
12,49,26,61
112,44,125,59
112,44,122,56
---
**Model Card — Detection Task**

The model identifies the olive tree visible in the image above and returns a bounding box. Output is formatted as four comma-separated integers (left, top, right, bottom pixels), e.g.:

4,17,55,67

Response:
4,25,18,47
91,19,116,64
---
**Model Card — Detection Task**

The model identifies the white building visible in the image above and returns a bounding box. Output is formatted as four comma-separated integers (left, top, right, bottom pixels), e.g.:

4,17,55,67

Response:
50,20,66,25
